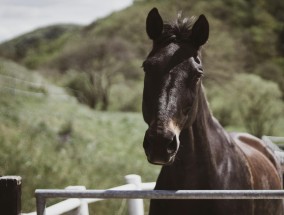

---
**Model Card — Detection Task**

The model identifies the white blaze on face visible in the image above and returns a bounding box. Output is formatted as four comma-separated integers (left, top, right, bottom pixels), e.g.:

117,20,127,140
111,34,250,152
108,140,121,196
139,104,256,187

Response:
168,120,181,146
168,120,180,135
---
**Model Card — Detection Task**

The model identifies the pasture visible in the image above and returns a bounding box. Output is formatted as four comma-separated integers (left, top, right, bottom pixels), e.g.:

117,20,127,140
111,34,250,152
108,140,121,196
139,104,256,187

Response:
0,59,160,214
0,49,284,215
0,0,284,214
0,55,284,214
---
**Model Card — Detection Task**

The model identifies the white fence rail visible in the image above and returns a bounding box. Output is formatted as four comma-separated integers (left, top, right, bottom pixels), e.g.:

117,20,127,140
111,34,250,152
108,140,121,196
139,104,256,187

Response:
24,136,284,215
23,174,155,215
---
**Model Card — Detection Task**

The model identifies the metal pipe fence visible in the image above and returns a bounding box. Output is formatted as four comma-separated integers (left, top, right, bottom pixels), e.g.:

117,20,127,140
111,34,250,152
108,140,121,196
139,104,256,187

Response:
35,189,284,200
35,189,284,215
29,136,284,215
33,175,153,215
34,180,284,215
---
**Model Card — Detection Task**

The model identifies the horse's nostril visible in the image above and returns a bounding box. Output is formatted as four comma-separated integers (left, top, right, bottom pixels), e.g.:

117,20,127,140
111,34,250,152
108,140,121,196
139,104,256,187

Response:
167,136,178,155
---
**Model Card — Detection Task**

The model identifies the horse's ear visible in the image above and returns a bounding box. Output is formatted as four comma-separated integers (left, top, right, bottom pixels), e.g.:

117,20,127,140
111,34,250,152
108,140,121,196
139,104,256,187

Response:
146,8,163,40
191,14,209,47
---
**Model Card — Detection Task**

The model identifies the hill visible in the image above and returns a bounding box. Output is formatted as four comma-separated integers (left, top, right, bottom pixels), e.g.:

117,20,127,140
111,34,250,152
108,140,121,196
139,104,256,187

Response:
0,1,283,213
0,0,283,135
0,58,159,213
0,24,81,69
0,58,283,213
0,0,284,107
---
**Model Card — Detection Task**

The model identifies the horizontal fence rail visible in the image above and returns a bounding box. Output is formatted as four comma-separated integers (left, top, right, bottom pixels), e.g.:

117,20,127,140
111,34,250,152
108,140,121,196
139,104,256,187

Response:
265,136,284,143
262,136,284,166
33,175,153,215
35,189,284,215
36,189,284,200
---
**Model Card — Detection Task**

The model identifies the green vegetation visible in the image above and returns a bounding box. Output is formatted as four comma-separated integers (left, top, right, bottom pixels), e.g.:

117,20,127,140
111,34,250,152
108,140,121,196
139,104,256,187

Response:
207,74,283,137
1,0,283,114
0,59,159,214
0,0,283,214
0,24,81,69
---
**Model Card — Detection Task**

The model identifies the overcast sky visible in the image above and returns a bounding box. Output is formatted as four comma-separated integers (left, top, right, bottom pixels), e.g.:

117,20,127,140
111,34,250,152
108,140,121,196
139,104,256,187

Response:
0,0,133,42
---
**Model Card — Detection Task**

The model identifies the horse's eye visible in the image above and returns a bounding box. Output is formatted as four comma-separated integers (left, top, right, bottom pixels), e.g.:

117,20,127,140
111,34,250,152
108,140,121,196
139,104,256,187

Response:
190,70,203,85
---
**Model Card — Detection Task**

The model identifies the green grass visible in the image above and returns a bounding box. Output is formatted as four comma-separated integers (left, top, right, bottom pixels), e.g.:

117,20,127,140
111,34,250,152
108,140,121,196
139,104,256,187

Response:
0,0,283,212
0,58,283,214
0,59,160,214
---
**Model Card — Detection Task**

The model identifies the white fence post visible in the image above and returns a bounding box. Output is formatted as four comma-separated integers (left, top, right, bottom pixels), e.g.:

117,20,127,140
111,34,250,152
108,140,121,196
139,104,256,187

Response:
125,175,144,215
65,186,89,215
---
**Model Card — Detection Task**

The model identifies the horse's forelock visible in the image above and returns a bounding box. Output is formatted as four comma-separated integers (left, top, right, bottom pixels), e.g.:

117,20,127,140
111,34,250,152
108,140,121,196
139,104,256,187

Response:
157,14,196,44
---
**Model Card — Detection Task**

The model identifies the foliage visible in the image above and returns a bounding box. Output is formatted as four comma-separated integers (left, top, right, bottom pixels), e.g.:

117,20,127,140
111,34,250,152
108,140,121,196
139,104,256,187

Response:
0,59,160,214
0,58,48,95
0,1,284,213
56,36,143,110
1,0,284,111
208,74,283,137
0,25,80,69
65,71,99,109
253,58,284,99
232,74,283,137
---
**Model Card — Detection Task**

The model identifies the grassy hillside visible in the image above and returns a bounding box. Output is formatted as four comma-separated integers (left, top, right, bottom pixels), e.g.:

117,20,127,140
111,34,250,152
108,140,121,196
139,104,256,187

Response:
0,58,283,214
0,24,81,69
0,0,283,213
0,58,160,214
1,0,283,109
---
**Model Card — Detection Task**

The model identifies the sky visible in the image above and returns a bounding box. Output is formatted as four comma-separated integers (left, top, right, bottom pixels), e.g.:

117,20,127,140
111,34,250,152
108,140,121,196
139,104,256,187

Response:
0,0,133,42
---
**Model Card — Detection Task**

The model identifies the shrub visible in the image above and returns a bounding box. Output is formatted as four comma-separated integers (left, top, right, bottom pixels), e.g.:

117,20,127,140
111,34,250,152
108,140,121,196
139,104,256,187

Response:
65,72,98,109
208,74,283,137
253,59,284,99
233,74,283,137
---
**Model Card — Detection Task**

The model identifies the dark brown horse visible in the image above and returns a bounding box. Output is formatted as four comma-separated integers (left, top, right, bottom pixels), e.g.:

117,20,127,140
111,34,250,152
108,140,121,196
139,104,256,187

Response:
142,8,284,215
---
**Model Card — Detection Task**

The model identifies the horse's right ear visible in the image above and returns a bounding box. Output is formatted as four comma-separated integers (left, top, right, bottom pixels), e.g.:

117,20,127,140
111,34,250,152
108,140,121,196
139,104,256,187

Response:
191,14,209,48
146,8,163,40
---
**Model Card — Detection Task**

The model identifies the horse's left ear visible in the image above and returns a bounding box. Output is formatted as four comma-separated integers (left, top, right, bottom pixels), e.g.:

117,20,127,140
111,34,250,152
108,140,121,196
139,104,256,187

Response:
146,8,163,40
191,14,209,48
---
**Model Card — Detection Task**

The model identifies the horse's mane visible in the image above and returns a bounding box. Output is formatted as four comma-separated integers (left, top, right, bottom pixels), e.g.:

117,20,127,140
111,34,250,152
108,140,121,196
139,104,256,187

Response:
159,13,196,44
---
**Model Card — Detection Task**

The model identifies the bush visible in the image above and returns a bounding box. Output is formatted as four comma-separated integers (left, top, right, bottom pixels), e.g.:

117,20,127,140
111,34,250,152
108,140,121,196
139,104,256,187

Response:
65,71,98,109
253,58,284,99
207,89,234,127
208,74,283,137
234,74,283,137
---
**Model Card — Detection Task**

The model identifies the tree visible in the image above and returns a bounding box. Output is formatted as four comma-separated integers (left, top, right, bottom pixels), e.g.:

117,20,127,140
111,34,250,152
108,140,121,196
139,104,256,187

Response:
232,74,283,137
63,36,138,110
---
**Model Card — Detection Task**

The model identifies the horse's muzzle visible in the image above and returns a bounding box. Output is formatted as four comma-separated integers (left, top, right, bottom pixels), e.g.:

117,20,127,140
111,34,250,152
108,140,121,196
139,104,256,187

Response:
143,129,180,165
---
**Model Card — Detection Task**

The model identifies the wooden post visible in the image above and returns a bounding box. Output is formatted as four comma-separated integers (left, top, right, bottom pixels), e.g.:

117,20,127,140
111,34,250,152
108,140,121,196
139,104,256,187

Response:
0,176,22,215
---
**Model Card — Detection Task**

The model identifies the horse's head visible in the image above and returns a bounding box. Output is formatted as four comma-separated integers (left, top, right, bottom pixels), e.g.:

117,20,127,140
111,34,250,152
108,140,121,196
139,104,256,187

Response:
142,8,209,165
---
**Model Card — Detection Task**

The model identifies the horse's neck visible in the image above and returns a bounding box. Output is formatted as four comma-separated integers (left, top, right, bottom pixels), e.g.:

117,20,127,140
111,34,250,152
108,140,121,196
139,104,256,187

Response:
191,86,226,159
168,86,230,188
